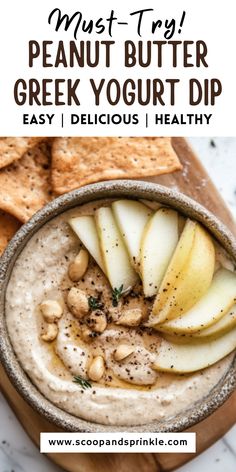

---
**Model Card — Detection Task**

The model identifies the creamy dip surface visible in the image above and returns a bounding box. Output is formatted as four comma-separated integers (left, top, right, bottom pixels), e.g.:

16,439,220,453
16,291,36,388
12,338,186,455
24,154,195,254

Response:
5,200,234,426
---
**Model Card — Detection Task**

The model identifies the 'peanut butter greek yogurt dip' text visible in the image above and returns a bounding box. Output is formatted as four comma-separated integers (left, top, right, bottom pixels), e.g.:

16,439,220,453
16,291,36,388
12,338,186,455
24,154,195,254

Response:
6,199,236,426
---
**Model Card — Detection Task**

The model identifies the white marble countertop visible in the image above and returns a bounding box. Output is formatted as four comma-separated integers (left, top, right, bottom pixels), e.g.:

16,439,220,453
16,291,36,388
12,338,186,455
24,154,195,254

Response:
0,137,236,472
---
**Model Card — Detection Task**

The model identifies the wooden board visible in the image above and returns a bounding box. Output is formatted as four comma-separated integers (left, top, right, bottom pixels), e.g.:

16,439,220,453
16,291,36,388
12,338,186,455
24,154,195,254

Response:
0,137,236,472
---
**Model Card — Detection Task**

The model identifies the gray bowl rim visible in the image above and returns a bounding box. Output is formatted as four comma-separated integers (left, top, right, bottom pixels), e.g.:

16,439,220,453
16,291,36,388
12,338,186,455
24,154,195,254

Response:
0,179,236,433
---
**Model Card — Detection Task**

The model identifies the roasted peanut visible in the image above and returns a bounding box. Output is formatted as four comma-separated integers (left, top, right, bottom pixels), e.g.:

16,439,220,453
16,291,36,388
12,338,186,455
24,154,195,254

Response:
116,308,142,327
88,356,105,381
86,310,107,333
68,249,89,282
41,323,58,342
113,344,134,361
67,287,89,319
39,300,63,323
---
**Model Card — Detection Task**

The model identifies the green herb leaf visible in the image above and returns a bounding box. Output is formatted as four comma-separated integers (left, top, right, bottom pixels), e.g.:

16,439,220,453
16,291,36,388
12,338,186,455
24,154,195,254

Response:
88,296,104,311
73,375,92,389
112,284,124,307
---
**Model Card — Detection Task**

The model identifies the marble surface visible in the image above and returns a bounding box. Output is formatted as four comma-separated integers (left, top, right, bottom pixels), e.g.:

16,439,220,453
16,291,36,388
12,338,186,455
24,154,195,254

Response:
0,137,236,472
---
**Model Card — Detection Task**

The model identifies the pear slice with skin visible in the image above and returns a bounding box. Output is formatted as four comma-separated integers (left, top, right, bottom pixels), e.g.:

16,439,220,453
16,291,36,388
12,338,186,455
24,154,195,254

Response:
140,208,179,297
149,219,197,324
153,223,215,324
191,303,236,340
158,269,236,334
152,325,236,373
149,220,215,326
112,200,152,269
178,215,186,236
161,305,236,344
95,207,138,291
68,216,106,273
160,332,201,345
139,199,163,211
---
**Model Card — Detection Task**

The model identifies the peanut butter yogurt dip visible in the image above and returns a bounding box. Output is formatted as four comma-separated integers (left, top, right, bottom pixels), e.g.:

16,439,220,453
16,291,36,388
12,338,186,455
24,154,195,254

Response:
5,201,234,426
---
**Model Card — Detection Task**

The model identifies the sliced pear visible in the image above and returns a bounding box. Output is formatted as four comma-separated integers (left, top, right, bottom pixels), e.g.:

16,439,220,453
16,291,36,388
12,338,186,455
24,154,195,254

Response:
139,199,163,211
150,219,197,323
178,214,186,236
112,200,152,269
158,269,236,334
140,208,179,297
149,219,210,326
95,207,138,291
192,304,236,340
160,332,198,345
68,216,105,273
149,220,215,325
152,326,236,373
161,306,236,343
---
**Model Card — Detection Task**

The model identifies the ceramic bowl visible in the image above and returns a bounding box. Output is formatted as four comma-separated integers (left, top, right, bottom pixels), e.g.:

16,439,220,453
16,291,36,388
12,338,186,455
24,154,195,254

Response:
0,180,236,432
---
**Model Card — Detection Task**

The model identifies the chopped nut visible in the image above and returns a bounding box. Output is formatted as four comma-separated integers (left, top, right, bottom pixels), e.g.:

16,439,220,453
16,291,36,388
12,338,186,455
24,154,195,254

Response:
39,300,63,323
88,356,105,381
68,249,89,282
113,344,135,361
41,323,58,342
116,308,142,327
86,310,107,333
67,287,89,319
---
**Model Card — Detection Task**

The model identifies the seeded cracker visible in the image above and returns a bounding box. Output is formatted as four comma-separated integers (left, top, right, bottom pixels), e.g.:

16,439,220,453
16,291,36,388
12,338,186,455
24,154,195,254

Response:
0,210,21,255
0,142,52,223
0,137,46,169
51,137,182,195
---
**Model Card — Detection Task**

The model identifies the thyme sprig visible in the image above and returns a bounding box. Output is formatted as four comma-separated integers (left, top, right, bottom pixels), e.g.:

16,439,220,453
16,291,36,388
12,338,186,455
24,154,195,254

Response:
73,375,92,390
112,284,124,307
88,296,104,311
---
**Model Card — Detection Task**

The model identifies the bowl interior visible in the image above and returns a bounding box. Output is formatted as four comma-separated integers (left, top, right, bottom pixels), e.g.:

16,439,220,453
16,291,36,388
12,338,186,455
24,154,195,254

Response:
0,179,236,432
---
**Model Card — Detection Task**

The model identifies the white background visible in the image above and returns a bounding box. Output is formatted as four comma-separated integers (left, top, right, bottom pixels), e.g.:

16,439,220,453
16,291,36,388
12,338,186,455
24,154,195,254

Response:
0,0,235,135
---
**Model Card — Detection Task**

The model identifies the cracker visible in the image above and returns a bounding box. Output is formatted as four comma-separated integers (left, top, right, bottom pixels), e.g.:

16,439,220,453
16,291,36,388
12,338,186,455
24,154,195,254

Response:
51,137,182,195
0,142,52,223
0,210,21,255
0,137,46,169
